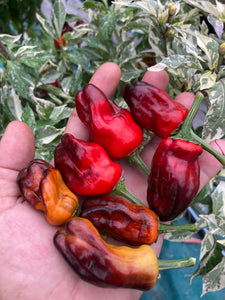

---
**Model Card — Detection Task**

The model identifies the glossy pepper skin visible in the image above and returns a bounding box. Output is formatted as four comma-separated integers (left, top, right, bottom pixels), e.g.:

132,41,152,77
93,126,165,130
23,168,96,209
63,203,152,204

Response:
122,81,189,138
54,133,122,196
17,159,78,225
76,83,143,159
80,195,159,246
147,138,203,221
54,217,159,290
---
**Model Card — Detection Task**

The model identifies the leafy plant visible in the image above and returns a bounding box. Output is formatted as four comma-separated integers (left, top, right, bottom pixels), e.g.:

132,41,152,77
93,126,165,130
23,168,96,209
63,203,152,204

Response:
1,0,225,296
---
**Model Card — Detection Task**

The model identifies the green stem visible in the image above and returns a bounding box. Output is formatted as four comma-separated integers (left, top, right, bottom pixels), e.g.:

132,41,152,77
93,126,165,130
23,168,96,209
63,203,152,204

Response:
0,40,11,61
111,177,145,206
128,152,150,176
190,130,225,165
172,91,225,165
174,92,204,139
158,257,196,271
159,223,197,233
216,53,224,81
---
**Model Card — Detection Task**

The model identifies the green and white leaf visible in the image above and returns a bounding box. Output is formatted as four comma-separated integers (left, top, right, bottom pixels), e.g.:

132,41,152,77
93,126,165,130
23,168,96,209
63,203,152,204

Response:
7,60,35,105
201,257,225,296
49,104,73,121
0,34,22,47
200,71,217,90
183,0,221,19
114,0,157,17
36,13,55,39
52,0,66,40
195,31,219,70
21,103,36,131
148,54,202,72
35,125,64,147
34,97,56,120
212,181,225,218
17,50,55,69
199,214,225,237
41,70,61,85
202,80,225,142
99,12,116,40
191,232,217,280
8,88,23,120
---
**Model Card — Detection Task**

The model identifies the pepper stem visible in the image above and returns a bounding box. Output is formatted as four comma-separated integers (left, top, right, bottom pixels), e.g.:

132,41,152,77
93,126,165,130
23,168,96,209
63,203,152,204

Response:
190,130,225,165
174,91,204,139
172,91,225,165
111,177,145,206
158,257,196,271
158,223,197,233
127,152,150,176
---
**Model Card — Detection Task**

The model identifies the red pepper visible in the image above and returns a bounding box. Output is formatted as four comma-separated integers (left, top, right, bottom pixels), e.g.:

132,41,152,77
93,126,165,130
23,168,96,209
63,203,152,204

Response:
54,22,73,48
147,138,203,221
75,83,143,159
122,81,189,138
54,133,122,196
80,195,159,246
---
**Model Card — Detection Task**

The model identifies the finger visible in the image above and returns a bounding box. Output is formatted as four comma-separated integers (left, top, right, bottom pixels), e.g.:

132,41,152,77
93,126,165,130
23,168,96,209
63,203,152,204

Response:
174,92,195,110
199,139,225,190
64,62,121,140
0,121,35,171
142,70,169,90
89,62,121,98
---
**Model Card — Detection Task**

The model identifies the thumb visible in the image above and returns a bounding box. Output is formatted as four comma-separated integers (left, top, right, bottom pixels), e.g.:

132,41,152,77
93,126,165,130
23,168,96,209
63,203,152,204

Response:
0,121,35,170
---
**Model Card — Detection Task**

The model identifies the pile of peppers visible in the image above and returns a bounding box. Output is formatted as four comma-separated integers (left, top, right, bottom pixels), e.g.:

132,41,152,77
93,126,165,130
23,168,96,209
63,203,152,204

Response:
17,79,225,291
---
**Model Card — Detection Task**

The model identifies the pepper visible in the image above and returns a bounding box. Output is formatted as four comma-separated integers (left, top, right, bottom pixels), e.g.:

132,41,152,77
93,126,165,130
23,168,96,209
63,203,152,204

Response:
53,217,159,290
122,81,189,138
147,138,203,221
80,195,197,245
54,22,73,48
75,83,143,159
17,159,79,226
80,195,159,246
54,133,122,196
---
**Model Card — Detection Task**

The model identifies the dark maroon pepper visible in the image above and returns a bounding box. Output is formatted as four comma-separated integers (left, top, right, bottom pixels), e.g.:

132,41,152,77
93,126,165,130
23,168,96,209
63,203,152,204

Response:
122,81,189,138
147,138,203,221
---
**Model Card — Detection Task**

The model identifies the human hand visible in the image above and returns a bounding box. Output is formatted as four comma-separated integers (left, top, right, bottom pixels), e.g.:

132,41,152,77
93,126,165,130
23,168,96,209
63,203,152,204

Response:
0,62,224,300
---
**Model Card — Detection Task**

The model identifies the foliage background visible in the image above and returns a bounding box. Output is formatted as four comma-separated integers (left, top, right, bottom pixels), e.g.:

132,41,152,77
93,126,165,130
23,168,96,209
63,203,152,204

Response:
1,0,225,297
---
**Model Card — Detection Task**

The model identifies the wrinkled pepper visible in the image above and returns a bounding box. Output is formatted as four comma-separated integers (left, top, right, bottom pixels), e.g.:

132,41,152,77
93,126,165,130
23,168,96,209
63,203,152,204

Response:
76,83,143,159
122,81,189,138
54,217,159,290
80,195,197,245
17,159,78,226
54,22,73,48
147,138,203,221
54,133,122,196
80,195,159,246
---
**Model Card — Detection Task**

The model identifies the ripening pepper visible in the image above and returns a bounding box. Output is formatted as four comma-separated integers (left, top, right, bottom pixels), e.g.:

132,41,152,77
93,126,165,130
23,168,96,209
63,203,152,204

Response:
122,81,189,138
80,195,159,246
54,22,73,48
54,133,122,196
54,217,159,290
75,83,143,159
17,159,79,226
147,138,203,221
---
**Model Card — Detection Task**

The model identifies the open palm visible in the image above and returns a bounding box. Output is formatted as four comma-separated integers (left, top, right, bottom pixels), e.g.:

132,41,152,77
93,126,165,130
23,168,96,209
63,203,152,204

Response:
0,63,224,300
